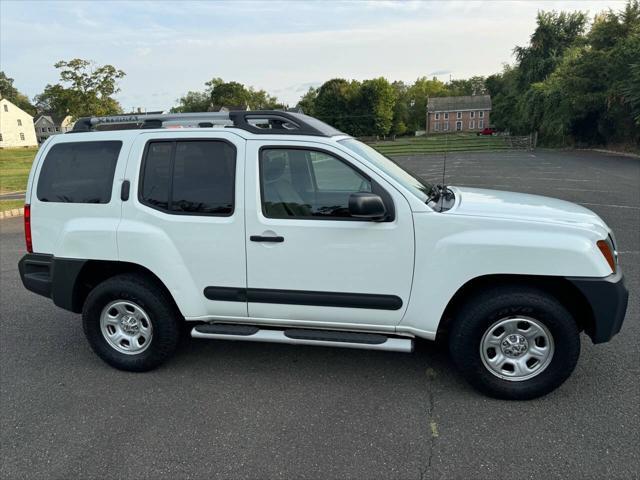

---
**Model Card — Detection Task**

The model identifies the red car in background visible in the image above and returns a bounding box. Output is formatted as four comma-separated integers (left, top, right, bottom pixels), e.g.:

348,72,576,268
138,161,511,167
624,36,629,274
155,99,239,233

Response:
477,127,497,136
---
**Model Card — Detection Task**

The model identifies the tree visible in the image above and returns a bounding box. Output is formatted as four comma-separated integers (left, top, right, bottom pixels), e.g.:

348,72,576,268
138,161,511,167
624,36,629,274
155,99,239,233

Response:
490,1,640,146
314,78,361,134
446,76,488,96
406,77,448,132
359,78,396,137
170,91,210,113
514,11,588,86
296,87,318,116
0,71,36,115
34,59,125,118
172,78,282,112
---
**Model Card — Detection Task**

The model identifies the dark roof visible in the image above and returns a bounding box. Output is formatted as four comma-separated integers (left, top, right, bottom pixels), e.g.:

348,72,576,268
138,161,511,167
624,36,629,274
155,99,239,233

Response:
35,114,69,126
427,95,491,112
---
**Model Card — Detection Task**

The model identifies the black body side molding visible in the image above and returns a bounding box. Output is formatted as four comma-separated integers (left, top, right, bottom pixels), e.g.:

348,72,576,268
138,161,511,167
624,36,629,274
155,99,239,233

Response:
204,286,403,310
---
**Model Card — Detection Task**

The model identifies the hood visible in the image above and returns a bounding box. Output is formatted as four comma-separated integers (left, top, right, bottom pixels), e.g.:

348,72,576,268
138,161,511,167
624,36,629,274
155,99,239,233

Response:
448,186,609,232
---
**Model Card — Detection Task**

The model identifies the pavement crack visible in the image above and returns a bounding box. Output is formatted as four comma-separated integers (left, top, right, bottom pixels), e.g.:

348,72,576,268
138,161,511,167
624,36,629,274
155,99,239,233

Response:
419,368,438,480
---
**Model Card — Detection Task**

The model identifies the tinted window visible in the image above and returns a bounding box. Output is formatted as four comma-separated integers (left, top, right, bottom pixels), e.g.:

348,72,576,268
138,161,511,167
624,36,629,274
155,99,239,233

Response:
140,140,236,216
141,142,172,210
37,141,122,203
260,148,371,219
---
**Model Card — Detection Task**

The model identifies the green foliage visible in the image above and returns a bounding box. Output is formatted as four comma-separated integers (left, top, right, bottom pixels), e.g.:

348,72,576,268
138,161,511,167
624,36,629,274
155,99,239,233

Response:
296,87,318,116
172,77,282,112
489,0,640,147
33,59,125,119
0,72,36,115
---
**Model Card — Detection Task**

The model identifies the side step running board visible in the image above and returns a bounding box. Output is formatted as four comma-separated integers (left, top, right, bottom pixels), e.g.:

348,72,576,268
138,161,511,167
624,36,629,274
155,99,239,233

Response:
191,324,413,353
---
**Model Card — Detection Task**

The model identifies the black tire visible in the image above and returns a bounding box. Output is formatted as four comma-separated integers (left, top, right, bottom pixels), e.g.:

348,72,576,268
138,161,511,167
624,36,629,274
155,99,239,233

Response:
448,286,580,400
82,274,181,372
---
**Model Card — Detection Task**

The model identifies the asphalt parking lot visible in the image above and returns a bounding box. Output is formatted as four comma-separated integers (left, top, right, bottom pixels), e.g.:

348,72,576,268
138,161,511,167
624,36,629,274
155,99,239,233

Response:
1,149,638,479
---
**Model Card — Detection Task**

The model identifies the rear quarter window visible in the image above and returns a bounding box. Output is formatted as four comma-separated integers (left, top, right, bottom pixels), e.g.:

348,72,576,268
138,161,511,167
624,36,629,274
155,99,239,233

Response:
37,141,122,203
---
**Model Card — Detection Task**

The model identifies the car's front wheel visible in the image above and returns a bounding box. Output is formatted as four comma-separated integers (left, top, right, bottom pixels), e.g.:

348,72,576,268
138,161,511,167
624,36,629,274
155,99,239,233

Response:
82,274,180,371
448,286,580,400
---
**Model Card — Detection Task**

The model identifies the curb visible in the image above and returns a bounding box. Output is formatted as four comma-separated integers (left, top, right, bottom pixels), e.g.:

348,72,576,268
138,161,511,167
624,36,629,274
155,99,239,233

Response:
585,148,640,159
0,208,24,220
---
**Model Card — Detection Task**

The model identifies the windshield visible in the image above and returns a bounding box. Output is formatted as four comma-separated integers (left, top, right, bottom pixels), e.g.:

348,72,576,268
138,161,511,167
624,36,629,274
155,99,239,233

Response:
338,138,432,202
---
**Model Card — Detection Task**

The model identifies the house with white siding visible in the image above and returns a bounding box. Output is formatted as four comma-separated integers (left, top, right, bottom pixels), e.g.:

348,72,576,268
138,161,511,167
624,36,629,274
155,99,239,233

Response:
0,97,38,148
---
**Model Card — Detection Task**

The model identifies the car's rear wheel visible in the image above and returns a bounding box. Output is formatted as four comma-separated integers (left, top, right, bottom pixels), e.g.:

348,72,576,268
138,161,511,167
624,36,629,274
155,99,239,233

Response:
83,274,180,371
448,286,580,400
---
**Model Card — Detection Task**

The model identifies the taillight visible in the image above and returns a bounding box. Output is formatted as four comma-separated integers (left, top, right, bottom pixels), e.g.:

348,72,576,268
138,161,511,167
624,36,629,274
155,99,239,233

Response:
24,204,32,253
597,239,616,274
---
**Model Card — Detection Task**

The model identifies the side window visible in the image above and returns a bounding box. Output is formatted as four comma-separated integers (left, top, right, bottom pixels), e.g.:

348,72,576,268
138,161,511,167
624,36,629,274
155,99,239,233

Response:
310,151,371,192
37,141,122,203
140,140,236,216
260,148,372,219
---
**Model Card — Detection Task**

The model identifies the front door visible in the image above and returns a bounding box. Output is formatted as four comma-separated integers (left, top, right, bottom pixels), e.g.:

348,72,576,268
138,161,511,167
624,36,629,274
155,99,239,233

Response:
244,140,414,328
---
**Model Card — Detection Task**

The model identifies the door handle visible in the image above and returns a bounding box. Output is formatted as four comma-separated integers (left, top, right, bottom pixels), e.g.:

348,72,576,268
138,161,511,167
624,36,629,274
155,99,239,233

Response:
250,235,284,243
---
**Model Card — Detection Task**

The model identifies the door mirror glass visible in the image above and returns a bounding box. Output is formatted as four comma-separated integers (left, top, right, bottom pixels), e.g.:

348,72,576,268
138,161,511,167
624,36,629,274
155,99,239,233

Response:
348,193,386,220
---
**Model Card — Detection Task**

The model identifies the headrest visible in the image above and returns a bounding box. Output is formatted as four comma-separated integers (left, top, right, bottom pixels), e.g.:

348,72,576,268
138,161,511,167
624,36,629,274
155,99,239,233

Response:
263,154,287,182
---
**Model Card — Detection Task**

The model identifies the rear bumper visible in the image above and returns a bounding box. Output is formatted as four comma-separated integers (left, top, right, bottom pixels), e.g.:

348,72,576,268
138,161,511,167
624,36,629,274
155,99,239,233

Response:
566,270,629,344
18,253,86,313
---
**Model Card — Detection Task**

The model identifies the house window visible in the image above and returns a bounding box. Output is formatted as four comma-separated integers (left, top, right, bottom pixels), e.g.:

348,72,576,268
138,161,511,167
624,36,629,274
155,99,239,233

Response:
479,119,484,129
443,122,449,131
435,113,440,120
20,133,25,141
456,121,462,131
444,112,449,120
0,133,3,141
3,105,7,112
17,119,22,126
470,111,475,118
55,127,60,132
456,112,462,119
434,122,440,132
41,127,46,132
469,120,475,129
479,111,484,118
47,127,52,132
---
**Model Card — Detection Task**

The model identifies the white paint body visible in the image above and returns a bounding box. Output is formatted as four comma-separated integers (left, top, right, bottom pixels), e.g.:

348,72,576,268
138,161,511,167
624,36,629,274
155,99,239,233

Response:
25,128,614,341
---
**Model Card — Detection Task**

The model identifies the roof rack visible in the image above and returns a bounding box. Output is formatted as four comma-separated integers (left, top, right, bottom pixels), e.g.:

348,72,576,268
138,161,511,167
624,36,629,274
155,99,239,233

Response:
71,110,344,137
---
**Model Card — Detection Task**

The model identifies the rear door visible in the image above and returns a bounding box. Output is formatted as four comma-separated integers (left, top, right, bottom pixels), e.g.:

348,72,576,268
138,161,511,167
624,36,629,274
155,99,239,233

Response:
244,140,415,327
119,131,247,319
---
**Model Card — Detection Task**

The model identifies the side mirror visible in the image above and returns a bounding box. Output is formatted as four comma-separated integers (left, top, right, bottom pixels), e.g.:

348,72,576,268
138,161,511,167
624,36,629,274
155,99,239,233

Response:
349,193,387,220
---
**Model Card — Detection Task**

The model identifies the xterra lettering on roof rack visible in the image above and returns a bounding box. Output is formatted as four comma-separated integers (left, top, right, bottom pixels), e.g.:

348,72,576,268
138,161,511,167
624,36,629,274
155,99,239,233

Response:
71,110,344,137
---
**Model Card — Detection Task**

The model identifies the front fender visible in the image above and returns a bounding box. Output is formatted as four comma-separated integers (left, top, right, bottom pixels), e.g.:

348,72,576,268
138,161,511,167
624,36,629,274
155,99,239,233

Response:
400,212,612,338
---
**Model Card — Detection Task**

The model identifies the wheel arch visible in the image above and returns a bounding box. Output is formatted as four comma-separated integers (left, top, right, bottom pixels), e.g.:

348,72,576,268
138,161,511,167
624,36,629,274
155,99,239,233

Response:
64,260,182,317
436,274,596,341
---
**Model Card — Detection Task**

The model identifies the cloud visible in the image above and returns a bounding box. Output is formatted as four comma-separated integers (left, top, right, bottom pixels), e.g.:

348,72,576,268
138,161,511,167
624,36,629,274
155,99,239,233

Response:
0,0,629,109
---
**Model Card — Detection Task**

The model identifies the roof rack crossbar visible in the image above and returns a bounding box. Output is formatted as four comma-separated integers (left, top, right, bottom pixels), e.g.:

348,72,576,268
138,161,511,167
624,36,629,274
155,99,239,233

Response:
71,110,343,137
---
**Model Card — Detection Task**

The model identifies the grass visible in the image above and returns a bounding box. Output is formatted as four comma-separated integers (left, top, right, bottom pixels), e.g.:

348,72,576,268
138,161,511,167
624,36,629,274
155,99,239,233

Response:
369,133,531,156
0,199,25,211
0,147,38,194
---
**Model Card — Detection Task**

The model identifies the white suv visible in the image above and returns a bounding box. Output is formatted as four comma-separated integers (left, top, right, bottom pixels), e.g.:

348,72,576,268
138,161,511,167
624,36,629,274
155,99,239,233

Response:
18,111,628,399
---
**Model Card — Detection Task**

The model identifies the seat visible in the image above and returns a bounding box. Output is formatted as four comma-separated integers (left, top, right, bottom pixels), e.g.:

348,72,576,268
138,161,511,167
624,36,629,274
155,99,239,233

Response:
262,155,311,217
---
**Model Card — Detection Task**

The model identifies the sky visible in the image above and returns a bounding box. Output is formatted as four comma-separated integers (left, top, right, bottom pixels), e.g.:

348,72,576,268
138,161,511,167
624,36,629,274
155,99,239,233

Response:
0,0,628,111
